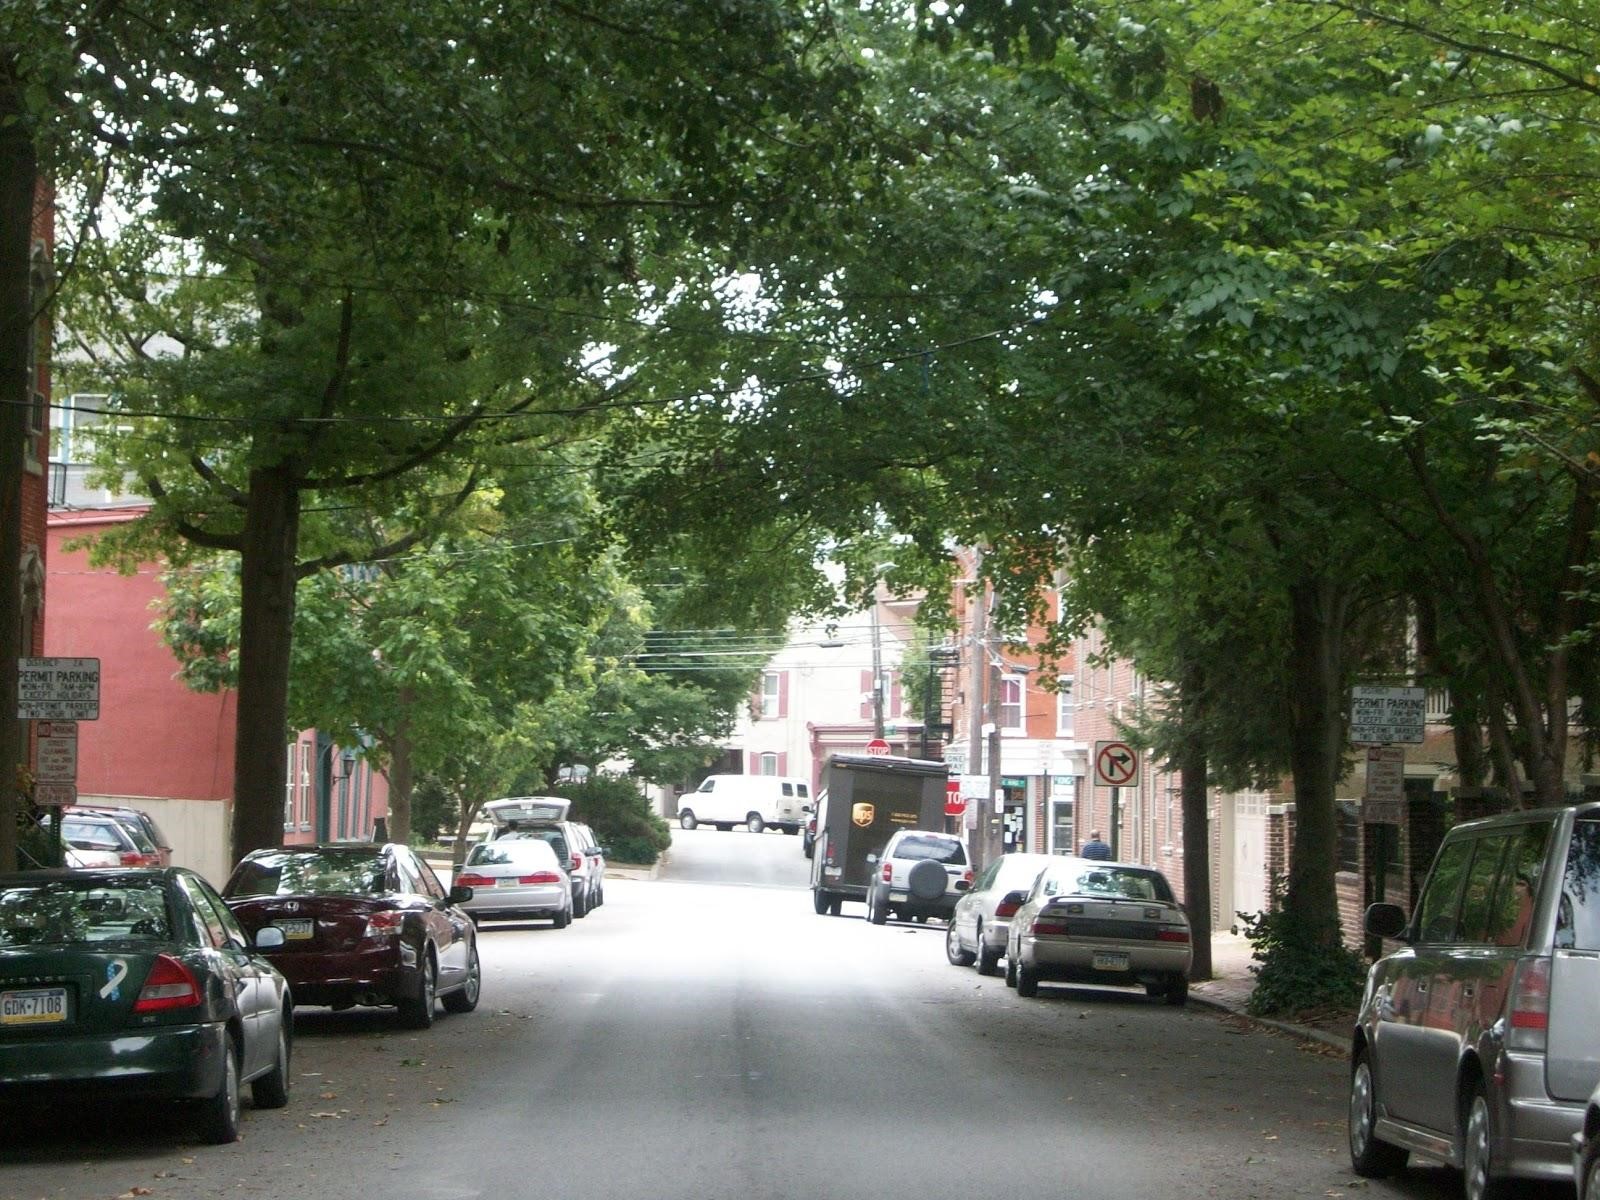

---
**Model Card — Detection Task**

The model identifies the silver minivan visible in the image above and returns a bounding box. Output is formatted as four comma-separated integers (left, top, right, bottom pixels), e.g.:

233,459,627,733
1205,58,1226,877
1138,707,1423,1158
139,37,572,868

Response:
1349,802,1600,1200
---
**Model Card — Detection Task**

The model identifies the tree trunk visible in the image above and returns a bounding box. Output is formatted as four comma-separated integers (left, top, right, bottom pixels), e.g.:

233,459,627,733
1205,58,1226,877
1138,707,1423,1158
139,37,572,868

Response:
452,791,477,868
1178,721,1213,981
1283,574,1349,946
385,708,414,844
0,54,34,873
232,464,302,859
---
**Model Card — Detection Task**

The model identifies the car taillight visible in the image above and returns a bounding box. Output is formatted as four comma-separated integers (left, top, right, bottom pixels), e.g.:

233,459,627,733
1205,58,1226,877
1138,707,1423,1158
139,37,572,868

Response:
362,911,406,940
961,869,974,886
1157,928,1190,943
520,872,562,885
120,851,157,866
996,898,1022,918
881,862,893,883
1509,955,1551,1050
570,853,583,872
455,873,493,888
1031,919,1071,937
133,954,202,1012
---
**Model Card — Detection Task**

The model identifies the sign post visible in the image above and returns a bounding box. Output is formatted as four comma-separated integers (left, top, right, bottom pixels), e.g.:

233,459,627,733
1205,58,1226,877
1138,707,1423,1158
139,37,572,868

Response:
18,659,101,865
1094,741,1139,860
1351,687,1421,957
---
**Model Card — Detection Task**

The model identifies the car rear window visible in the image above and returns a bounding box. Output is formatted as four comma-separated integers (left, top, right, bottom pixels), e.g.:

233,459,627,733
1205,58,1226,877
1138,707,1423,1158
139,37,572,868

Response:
468,840,558,868
892,835,967,865
225,850,388,898
499,829,569,861
62,818,130,853
0,879,172,946
1041,864,1173,903
1556,819,1600,952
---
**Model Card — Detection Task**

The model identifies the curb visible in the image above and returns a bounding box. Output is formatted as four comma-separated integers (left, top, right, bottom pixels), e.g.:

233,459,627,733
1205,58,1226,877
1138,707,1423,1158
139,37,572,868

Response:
1187,991,1350,1052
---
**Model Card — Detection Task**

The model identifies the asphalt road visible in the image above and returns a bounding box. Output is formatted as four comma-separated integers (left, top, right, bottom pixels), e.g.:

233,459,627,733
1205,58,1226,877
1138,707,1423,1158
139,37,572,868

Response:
0,828,1507,1200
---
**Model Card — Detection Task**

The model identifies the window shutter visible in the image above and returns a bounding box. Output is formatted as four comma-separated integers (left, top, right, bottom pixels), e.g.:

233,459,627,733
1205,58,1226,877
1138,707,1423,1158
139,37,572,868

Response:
747,751,759,775
889,673,902,718
778,752,788,775
860,670,874,719
778,671,789,718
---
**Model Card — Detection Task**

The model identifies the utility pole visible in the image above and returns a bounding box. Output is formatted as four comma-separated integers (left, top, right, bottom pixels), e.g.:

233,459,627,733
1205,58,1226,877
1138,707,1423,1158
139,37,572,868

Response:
870,594,884,738
967,553,987,873
986,654,1003,869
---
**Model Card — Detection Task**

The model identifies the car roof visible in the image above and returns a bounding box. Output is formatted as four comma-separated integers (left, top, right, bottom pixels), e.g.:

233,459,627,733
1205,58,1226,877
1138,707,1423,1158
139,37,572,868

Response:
1449,800,1600,837
0,866,179,886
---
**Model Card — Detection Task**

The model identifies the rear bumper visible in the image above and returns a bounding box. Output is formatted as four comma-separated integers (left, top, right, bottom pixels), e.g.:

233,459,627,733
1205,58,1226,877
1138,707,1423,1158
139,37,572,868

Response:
886,889,958,918
1019,936,1191,981
0,1020,227,1100
268,943,420,1008
1500,1053,1584,1184
462,883,567,918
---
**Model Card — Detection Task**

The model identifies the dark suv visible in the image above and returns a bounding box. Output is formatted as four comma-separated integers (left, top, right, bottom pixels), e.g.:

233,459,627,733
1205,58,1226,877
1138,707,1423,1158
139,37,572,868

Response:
1349,802,1600,1200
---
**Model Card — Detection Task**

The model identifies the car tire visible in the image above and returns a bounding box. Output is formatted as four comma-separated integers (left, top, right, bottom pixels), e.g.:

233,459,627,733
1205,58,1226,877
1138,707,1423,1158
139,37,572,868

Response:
1463,1081,1508,1200
1005,949,1018,988
1583,1143,1600,1200
813,889,831,916
553,904,571,928
906,860,947,902
1164,973,1189,1006
870,891,888,925
803,843,814,861
828,897,842,916
747,814,765,834
1016,962,1039,998
251,1019,291,1109
679,811,697,830
974,925,1000,976
946,921,976,966
398,951,437,1030
1348,1047,1408,1178
442,942,481,1014
195,1038,242,1144
573,888,589,919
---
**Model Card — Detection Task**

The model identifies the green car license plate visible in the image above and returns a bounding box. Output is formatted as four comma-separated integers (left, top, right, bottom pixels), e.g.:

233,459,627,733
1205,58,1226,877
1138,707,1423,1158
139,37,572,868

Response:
1092,951,1130,971
1,986,69,1025
275,919,313,940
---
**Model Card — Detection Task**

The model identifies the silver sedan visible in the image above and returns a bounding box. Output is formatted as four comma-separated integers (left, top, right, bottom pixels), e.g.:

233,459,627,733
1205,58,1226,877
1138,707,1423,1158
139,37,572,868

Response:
1004,856,1192,1005
454,837,572,927
945,852,1055,975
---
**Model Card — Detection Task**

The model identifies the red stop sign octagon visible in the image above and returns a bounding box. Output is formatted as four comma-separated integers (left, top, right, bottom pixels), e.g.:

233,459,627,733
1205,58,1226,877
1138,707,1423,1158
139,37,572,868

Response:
865,738,891,756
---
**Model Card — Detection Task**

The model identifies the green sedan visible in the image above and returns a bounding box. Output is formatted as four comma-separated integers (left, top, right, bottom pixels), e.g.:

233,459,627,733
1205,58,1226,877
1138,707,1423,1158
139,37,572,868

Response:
0,867,293,1143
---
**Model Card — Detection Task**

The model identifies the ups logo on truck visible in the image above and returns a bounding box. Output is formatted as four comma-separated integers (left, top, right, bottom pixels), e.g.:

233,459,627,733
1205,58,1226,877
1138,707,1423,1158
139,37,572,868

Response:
851,803,875,828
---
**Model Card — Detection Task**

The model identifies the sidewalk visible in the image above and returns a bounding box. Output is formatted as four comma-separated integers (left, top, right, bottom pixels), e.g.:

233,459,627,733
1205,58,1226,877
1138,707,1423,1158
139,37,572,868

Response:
1189,931,1350,1052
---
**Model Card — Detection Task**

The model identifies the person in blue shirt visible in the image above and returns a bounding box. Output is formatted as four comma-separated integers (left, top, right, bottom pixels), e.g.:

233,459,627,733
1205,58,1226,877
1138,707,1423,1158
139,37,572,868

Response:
1080,831,1113,860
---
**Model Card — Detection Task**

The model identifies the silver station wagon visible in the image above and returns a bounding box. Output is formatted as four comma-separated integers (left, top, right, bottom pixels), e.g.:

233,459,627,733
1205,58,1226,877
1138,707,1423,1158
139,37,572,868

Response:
1349,802,1600,1200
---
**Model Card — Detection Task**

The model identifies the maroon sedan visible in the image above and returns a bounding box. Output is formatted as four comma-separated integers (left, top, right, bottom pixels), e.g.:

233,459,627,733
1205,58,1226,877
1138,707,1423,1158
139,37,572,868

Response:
221,843,479,1029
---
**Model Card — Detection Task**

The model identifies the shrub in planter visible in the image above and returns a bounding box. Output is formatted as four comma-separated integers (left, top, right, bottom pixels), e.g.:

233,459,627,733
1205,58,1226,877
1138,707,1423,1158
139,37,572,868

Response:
552,776,671,867
1239,900,1365,1018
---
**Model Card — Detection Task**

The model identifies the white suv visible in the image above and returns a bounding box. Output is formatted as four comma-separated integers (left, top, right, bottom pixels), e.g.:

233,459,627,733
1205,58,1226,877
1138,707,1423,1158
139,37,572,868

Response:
864,830,972,926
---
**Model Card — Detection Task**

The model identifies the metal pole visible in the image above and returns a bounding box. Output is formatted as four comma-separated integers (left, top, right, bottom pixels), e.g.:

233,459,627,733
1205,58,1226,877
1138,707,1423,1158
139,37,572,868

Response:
987,658,1002,866
870,598,884,738
1110,786,1121,860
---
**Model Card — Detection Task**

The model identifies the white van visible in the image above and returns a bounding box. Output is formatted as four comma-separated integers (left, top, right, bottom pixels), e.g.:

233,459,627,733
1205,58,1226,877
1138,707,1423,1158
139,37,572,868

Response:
676,775,811,835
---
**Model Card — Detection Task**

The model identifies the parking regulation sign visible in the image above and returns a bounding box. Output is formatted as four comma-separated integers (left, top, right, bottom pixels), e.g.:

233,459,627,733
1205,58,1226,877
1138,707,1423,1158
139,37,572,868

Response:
18,658,100,720
1093,740,1139,788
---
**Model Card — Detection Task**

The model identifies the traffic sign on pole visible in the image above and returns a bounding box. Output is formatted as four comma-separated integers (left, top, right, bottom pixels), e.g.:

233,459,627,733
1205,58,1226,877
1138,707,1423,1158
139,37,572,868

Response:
1350,686,1426,745
865,738,891,756
18,657,100,720
1093,740,1139,788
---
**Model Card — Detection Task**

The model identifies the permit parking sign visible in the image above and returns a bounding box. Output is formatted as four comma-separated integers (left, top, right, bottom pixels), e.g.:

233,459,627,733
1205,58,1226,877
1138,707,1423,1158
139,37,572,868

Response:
18,658,100,720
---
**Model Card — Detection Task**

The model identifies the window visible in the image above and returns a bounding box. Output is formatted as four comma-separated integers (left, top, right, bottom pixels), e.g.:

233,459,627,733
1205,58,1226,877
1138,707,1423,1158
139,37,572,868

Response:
759,752,779,776
1055,675,1074,736
1486,822,1550,947
284,745,296,827
760,671,783,719
1556,819,1600,952
1000,675,1023,732
298,742,312,829
1415,837,1474,943
1455,835,1511,944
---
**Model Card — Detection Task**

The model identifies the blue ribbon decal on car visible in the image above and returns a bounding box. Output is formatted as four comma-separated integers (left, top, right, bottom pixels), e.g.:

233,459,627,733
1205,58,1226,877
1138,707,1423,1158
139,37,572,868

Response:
100,959,128,1000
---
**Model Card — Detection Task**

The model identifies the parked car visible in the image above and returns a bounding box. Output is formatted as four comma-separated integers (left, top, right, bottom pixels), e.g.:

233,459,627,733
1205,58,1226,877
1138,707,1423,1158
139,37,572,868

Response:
1004,856,1191,1005
1348,802,1600,1200
1575,1080,1600,1200
676,774,811,834
71,804,173,867
0,867,293,1143
946,851,1055,975
221,843,479,1029
455,837,572,928
863,829,972,926
54,811,162,868
802,796,820,860
482,796,603,918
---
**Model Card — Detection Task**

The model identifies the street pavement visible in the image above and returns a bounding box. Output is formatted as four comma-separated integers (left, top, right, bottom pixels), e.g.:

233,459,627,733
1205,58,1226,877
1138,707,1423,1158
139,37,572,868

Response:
1,829,1476,1200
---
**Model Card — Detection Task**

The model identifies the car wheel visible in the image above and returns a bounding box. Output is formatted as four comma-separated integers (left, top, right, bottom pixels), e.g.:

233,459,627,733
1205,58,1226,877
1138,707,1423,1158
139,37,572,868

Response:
1016,962,1039,998
1164,973,1189,1006
1348,1048,1408,1178
1583,1142,1600,1200
442,942,481,1014
974,924,1000,976
868,890,888,926
946,921,976,967
251,1018,291,1109
679,811,697,831
553,904,571,929
1005,949,1018,988
747,814,765,834
828,897,841,916
813,889,831,916
195,1038,242,1144
1463,1081,1508,1200
573,888,589,919
397,951,437,1030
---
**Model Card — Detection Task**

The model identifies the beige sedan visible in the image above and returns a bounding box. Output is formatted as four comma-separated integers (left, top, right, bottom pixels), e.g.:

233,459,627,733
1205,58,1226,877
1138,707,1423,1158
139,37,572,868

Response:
1004,856,1192,1005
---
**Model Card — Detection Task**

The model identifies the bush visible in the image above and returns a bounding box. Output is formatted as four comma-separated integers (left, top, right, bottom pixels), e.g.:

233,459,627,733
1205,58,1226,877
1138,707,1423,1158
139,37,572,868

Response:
1238,901,1366,1018
552,776,671,867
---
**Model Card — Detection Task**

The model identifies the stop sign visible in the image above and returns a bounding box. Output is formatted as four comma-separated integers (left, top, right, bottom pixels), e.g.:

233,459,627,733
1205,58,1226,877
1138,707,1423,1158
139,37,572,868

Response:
865,738,891,756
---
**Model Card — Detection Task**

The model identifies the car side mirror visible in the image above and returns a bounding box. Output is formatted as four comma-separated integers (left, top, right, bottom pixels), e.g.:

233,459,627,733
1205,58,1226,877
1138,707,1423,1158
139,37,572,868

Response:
596,846,611,857
801,804,813,814
449,885,474,905
254,926,286,950
1364,902,1409,941
865,853,878,865
1001,889,1029,906
955,880,972,892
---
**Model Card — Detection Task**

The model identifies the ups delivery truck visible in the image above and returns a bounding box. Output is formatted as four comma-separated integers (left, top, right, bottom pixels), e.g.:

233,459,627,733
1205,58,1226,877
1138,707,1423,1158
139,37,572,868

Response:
809,753,950,916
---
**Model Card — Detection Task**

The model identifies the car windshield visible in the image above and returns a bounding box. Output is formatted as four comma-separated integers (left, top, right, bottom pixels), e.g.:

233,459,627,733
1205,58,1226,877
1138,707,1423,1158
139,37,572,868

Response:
1040,865,1173,903
225,850,388,898
61,818,131,853
893,836,967,865
467,840,556,868
0,878,172,946
999,858,1050,890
